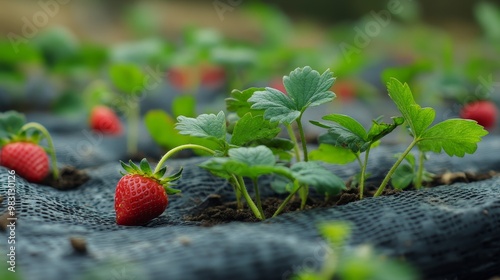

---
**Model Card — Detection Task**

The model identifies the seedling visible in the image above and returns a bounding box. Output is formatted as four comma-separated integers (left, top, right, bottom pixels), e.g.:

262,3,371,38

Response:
109,63,147,155
391,152,434,190
294,222,418,280
0,111,59,183
310,115,404,199
374,78,488,196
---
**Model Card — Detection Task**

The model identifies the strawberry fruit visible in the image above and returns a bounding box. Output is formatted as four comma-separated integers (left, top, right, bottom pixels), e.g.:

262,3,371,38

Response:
459,100,497,130
0,111,59,183
115,159,182,226
90,106,122,135
0,142,49,183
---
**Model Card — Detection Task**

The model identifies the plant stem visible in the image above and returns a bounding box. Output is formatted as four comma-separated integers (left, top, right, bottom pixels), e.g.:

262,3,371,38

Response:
286,124,301,162
415,150,425,189
237,175,264,220
298,183,308,209
273,180,301,218
252,178,265,217
230,175,243,209
21,123,59,179
154,144,216,173
358,146,371,200
127,101,140,156
296,113,308,162
374,138,419,197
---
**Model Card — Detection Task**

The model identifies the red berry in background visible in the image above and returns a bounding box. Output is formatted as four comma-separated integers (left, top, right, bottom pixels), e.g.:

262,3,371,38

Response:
115,174,168,226
167,67,189,91
200,64,225,87
269,77,287,95
0,142,50,183
90,106,122,135
115,159,182,226
459,100,497,130
331,80,356,103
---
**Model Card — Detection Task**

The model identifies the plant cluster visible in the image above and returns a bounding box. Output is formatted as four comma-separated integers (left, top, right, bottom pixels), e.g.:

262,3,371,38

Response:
114,66,488,225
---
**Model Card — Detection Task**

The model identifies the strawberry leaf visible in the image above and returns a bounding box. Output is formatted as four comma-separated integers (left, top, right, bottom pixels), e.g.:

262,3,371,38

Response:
200,146,291,179
418,119,489,157
109,63,146,95
176,111,227,147
290,161,346,196
387,78,435,137
249,67,336,124
309,143,358,164
0,111,26,140
366,117,405,142
226,88,265,117
230,113,281,146
315,124,367,153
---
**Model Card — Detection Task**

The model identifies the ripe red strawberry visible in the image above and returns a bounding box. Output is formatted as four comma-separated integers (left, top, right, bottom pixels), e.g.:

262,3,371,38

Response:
0,142,49,183
115,159,182,226
90,106,122,135
459,100,497,130
0,110,59,183
200,64,225,87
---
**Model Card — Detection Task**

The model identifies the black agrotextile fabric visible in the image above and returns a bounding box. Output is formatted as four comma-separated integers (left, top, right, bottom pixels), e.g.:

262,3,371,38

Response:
0,135,500,280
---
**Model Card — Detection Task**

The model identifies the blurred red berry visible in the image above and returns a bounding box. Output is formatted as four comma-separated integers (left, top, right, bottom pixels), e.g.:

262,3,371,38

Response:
459,100,497,130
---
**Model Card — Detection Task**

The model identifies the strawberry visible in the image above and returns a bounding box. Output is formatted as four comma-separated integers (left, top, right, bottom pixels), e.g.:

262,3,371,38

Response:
200,64,225,87
115,159,182,226
0,142,49,182
459,100,497,130
89,106,122,135
0,111,59,183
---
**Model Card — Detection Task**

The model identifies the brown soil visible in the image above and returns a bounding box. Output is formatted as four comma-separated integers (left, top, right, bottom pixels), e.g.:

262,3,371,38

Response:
185,170,498,226
42,166,90,190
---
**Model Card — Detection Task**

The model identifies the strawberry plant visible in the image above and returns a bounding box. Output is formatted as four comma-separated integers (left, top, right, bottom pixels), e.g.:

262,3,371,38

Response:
108,63,147,155
391,152,434,190
294,222,418,280
374,78,488,196
310,115,404,199
0,111,59,183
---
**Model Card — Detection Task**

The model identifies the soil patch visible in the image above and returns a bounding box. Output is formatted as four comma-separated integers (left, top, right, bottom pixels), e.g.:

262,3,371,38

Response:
185,170,498,226
42,166,90,190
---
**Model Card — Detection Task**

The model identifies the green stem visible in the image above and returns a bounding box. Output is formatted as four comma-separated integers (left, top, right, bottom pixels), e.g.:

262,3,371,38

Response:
296,114,309,162
415,150,425,190
272,180,301,218
286,124,301,162
127,101,140,156
21,123,59,179
252,178,265,218
237,175,264,220
298,183,308,209
154,144,216,173
374,138,419,197
230,175,243,209
358,146,371,200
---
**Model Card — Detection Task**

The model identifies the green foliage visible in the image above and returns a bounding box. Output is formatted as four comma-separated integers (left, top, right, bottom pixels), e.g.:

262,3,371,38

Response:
226,88,265,117
294,222,419,280
109,63,146,95
249,66,336,124
230,113,281,146
176,111,227,150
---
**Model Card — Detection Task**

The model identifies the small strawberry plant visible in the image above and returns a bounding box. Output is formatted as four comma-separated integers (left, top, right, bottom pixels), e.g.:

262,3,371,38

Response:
0,111,59,183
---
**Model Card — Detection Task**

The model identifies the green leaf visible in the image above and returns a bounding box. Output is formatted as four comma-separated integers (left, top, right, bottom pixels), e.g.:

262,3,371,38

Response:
0,111,26,139
309,143,358,164
109,63,146,95
172,95,196,118
200,146,290,179
226,88,265,118
317,125,368,153
418,119,488,157
320,114,367,139
290,161,346,196
230,113,281,146
387,78,435,137
391,163,415,190
249,67,335,124
366,117,405,143
176,111,227,144
139,158,152,174
144,110,218,154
